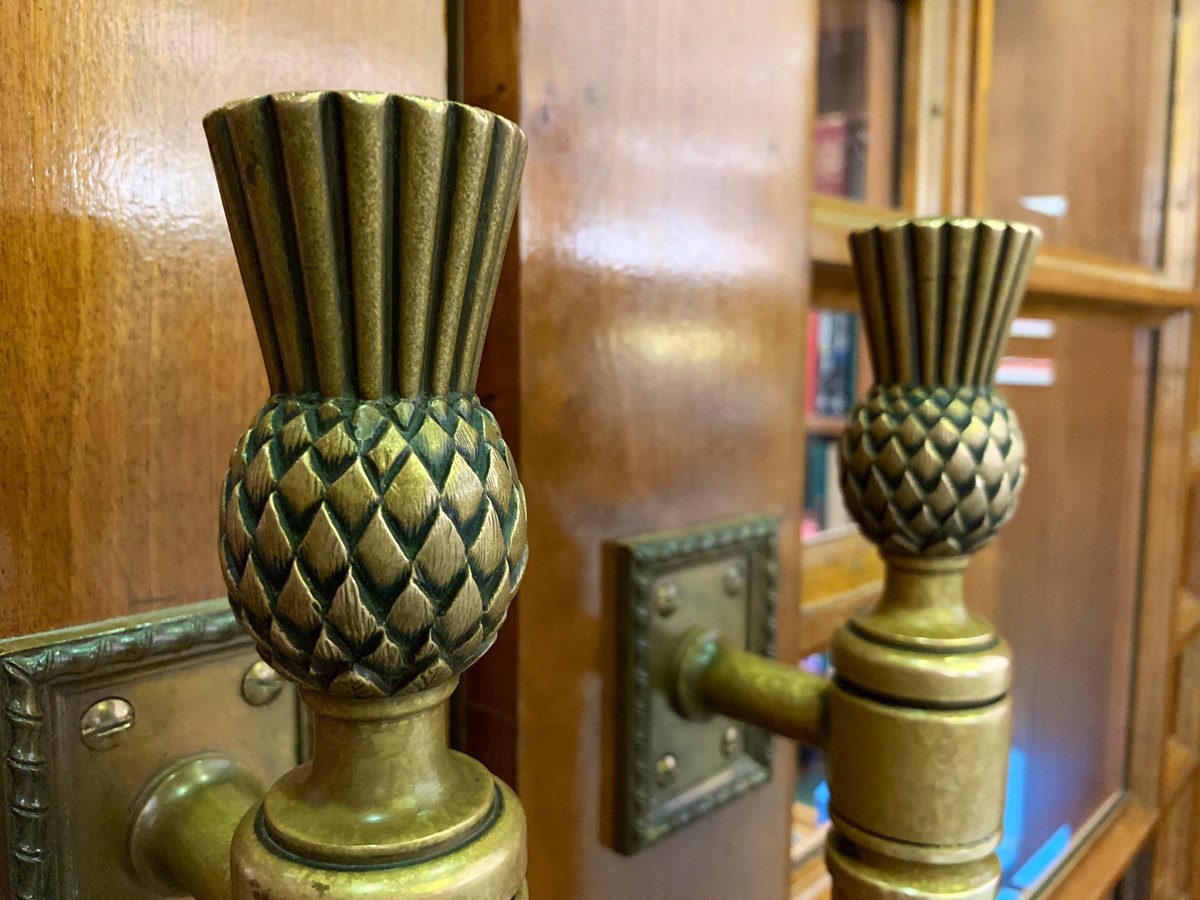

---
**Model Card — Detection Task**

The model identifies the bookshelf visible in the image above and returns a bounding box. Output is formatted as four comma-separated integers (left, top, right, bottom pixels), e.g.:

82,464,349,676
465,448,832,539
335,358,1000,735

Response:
802,308,871,538
814,0,903,208
796,0,1200,896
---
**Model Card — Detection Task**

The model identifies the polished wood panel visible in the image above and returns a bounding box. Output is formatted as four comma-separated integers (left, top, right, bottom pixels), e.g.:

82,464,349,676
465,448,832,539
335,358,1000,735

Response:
1161,738,1198,806
464,1,815,896
900,0,950,215
981,0,1174,269
0,1,446,639
1161,0,1200,286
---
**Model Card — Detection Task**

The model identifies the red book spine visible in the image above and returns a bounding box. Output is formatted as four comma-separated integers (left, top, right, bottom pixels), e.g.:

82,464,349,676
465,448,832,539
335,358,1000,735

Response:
813,112,849,197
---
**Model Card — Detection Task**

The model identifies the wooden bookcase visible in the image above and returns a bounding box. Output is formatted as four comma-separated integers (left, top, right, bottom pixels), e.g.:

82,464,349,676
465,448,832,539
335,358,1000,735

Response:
795,1,1200,896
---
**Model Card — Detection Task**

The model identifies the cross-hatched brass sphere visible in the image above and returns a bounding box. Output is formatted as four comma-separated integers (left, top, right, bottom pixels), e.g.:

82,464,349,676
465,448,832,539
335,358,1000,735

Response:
838,217,1042,560
840,384,1025,556
205,91,528,698
220,395,527,698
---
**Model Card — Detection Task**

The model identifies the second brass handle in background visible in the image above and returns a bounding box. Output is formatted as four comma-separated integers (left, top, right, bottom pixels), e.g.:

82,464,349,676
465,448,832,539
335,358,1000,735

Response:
637,217,1039,900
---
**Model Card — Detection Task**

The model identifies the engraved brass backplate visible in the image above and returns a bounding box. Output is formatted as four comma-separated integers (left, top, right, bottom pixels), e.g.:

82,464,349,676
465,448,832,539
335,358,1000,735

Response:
0,600,301,900
615,516,777,854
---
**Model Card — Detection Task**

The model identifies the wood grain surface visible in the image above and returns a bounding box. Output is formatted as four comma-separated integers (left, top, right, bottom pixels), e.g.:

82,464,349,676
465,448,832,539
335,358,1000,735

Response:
464,1,816,896
0,1,446,638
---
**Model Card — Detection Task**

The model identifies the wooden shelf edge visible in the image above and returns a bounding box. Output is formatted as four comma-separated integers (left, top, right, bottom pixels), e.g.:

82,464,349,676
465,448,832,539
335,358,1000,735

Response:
810,196,906,267
1040,797,1157,900
1161,736,1199,806
1028,252,1200,313
810,199,1200,314
797,587,880,656
1172,589,1200,655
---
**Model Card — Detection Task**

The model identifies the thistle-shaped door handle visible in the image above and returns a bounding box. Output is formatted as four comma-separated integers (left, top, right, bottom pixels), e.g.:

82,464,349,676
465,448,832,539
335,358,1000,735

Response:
668,218,1040,899
206,91,528,899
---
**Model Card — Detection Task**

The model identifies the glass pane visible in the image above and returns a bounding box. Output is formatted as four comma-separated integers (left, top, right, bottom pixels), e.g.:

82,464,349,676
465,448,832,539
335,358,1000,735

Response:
985,0,1174,268
965,315,1151,894
815,0,904,206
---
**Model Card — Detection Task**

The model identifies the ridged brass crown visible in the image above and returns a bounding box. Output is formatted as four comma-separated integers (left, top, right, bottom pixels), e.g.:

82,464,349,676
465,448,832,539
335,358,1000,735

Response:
839,218,1041,557
208,93,528,698
204,91,527,400
848,218,1041,387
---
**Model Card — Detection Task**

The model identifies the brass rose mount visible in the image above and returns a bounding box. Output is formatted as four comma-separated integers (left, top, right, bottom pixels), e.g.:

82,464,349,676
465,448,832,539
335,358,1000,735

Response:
130,92,529,899
670,219,1041,899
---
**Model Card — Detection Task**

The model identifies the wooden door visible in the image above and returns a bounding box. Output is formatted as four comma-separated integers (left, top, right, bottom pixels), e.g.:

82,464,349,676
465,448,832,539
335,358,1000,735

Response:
460,2,816,897
0,1,448,637
2,2,817,897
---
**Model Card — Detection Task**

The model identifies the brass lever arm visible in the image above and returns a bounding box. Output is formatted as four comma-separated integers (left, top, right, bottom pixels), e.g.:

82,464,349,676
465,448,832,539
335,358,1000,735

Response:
128,755,263,900
672,629,827,747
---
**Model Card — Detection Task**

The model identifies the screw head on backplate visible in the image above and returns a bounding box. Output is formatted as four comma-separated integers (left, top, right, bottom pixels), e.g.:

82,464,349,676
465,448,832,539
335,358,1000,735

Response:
242,660,285,707
80,697,135,751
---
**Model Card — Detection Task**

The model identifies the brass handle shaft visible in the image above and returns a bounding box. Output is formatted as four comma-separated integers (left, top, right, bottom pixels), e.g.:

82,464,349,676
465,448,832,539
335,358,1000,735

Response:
127,755,264,900
673,630,828,748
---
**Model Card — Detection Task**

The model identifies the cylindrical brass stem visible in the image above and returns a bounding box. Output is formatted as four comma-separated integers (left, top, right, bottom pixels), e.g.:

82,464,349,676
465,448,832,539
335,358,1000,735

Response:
261,678,496,864
853,557,995,651
673,630,828,747
127,754,264,900
230,680,526,899
825,831,1002,900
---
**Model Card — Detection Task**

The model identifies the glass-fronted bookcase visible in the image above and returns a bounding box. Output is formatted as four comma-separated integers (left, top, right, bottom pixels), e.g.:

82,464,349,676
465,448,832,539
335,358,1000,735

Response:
795,1,1200,898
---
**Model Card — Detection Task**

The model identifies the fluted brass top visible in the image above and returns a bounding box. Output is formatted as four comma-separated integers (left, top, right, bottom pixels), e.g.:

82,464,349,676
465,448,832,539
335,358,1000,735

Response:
204,91,527,399
209,93,530,699
839,218,1040,558
849,218,1041,387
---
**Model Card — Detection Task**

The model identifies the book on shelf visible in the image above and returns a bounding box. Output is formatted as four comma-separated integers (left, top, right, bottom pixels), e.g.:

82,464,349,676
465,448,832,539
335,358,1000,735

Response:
808,310,858,417
813,109,869,203
803,435,854,539
803,434,827,538
823,439,852,531
805,311,819,416
844,117,868,203
813,112,849,197
805,310,859,539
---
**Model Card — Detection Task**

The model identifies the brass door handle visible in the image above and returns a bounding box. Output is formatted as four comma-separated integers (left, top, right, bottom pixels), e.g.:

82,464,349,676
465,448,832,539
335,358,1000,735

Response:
127,91,531,900
664,218,1041,899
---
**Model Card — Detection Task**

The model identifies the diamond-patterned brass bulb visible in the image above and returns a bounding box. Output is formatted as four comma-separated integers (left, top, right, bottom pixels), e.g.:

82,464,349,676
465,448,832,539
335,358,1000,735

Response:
839,218,1041,557
205,92,528,698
